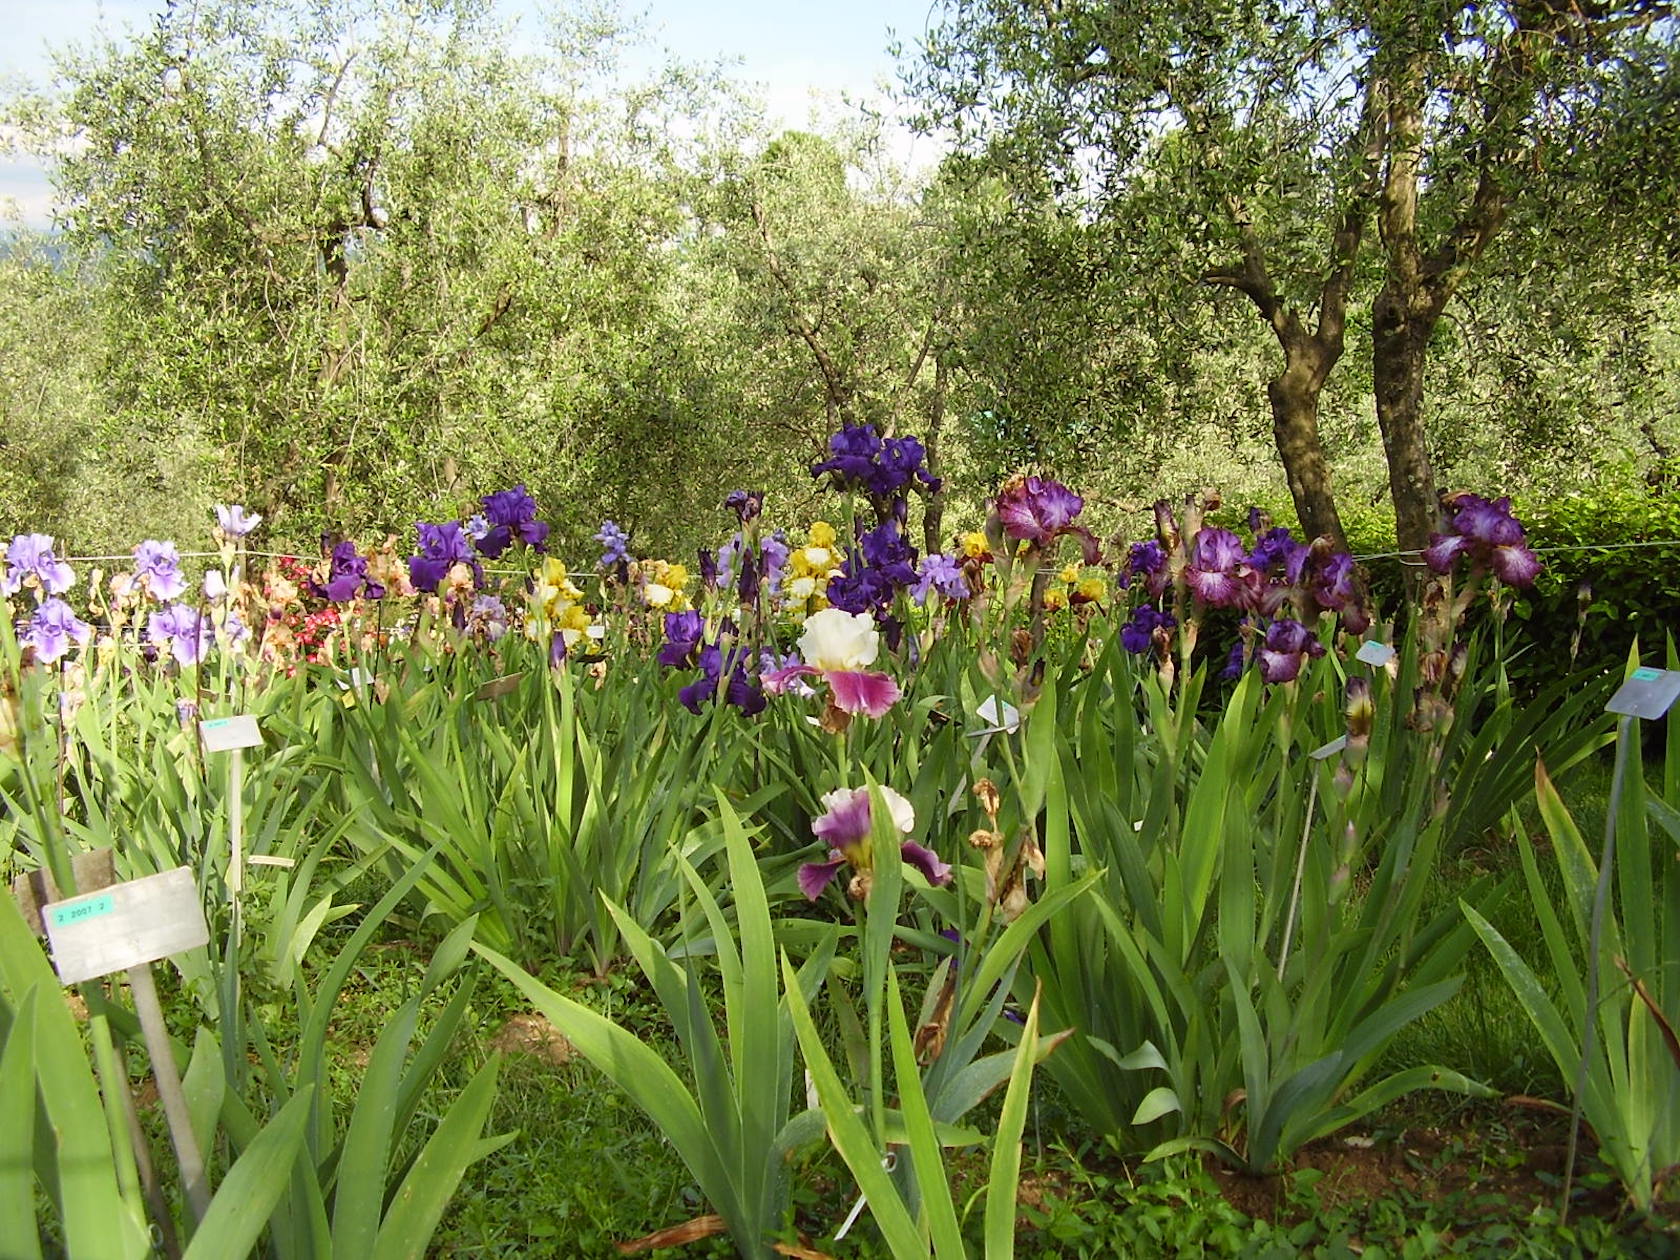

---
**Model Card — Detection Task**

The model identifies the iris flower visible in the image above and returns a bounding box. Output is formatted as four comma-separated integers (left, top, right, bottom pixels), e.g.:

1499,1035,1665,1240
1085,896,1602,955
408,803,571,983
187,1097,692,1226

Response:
911,554,969,605
797,785,952,901
994,475,1100,563
410,522,481,592
476,486,550,559
147,604,213,666
1257,618,1326,684
24,598,91,664
1425,493,1541,588
595,520,631,567
312,541,386,602
132,540,188,601
214,505,262,538
3,534,76,597
764,607,901,719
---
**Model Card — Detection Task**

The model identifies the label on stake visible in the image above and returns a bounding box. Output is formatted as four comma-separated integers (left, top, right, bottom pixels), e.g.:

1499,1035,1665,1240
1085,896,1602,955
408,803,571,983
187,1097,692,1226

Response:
1606,668,1680,720
1355,641,1396,667
44,867,210,985
199,714,262,752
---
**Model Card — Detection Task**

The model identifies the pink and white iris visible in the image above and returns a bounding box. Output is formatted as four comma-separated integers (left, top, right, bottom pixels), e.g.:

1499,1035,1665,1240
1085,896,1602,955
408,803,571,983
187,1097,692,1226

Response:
763,608,901,719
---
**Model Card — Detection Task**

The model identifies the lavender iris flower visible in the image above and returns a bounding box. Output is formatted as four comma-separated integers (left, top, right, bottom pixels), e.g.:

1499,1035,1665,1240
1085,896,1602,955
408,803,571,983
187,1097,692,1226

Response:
214,504,262,538
147,604,214,666
477,486,549,559
132,540,188,601
4,534,77,597
410,521,480,592
911,554,969,606
1184,527,1255,609
24,598,91,663
463,514,491,543
595,520,631,568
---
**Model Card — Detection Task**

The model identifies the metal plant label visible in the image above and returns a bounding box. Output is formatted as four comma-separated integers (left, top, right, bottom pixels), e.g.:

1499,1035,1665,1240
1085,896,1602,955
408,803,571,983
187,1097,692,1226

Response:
199,714,262,752
44,867,210,986
1605,667,1680,720
1355,640,1396,667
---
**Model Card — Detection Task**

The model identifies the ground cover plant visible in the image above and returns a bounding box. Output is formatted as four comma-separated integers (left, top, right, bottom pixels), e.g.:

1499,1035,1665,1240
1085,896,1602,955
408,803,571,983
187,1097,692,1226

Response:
3,429,1679,1256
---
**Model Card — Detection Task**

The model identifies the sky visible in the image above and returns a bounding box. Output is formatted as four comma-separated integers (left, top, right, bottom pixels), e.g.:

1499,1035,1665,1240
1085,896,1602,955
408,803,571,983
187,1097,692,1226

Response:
0,0,945,229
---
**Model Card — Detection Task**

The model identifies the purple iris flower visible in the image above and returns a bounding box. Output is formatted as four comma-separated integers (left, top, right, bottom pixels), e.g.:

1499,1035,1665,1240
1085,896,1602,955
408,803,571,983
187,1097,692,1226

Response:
133,540,187,601
594,520,631,568
476,486,549,559
1425,492,1541,589
677,641,764,717
1248,527,1309,583
858,521,919,587
994,475,1099,562
1184,527,1255,609
1120,604,1176,654
1119,539,1167,592
659,610,705,668
471,595,509,640
878,436,940,496
1220,637,1248,680
797,786,951,901
311,540,385,602
410,521,481,592
214,504,262,538
762,532,791,595
1257,618,1326,684
736,543,762,604
912,554,969,606
147,604,214,667
724,489,764,523
3,534,76,597
811,423,887,488
697,548,719,589
24,598,91,663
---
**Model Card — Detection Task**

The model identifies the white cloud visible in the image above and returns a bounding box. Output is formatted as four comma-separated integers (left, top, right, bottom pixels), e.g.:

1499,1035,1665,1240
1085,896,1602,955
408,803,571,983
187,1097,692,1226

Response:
0,157,56,230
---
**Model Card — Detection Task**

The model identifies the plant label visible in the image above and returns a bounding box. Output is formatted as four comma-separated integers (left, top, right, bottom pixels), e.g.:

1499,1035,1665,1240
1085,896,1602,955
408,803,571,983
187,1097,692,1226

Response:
1606,667,1680,720
199,714,262,752
474,672,524,701
973,695,1021,735
1355,641,1395,667
44,866,210,986
1309,735,1348,760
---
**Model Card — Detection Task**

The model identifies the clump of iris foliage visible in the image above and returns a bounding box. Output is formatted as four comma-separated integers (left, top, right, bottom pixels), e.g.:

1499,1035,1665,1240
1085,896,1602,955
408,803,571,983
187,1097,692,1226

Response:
1,424,1676,1258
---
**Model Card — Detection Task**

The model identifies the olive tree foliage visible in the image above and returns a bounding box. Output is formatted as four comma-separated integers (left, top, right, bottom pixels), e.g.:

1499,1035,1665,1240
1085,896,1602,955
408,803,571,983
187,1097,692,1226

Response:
907,0,1680,553
5,0,768,554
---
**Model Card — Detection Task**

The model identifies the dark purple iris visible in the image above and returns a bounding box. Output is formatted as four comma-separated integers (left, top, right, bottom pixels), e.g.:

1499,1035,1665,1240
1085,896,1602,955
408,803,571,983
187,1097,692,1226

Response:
811,423,939,525
476,486,549,559
1185,527,1255,609
409,521,482,592
1120,540,1167,592
310,540,385,602
1120,604,1176,654
1257,617,1326,684
659,610,705,668
677,641,764,717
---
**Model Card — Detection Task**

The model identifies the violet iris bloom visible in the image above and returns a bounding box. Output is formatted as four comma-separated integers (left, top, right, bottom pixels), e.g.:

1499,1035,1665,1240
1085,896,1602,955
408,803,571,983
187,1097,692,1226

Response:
725,489,764,523
476,486,549,559
312,541,385,602
677,641,765,717
214,504,262,538
24,598,91,664
133,540,187,601
1426,492,1541,589
409,521,480,592
147,604,214,666
1120,604,1176,655
810,423,939,509
912,554,969,606
1184,527,1256,609
797,785,951,901
658,610,705,668
595,520,631,568
1120,540,1167,593
1257,618,1326,684
994,475,1100,563
4,534,77,597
